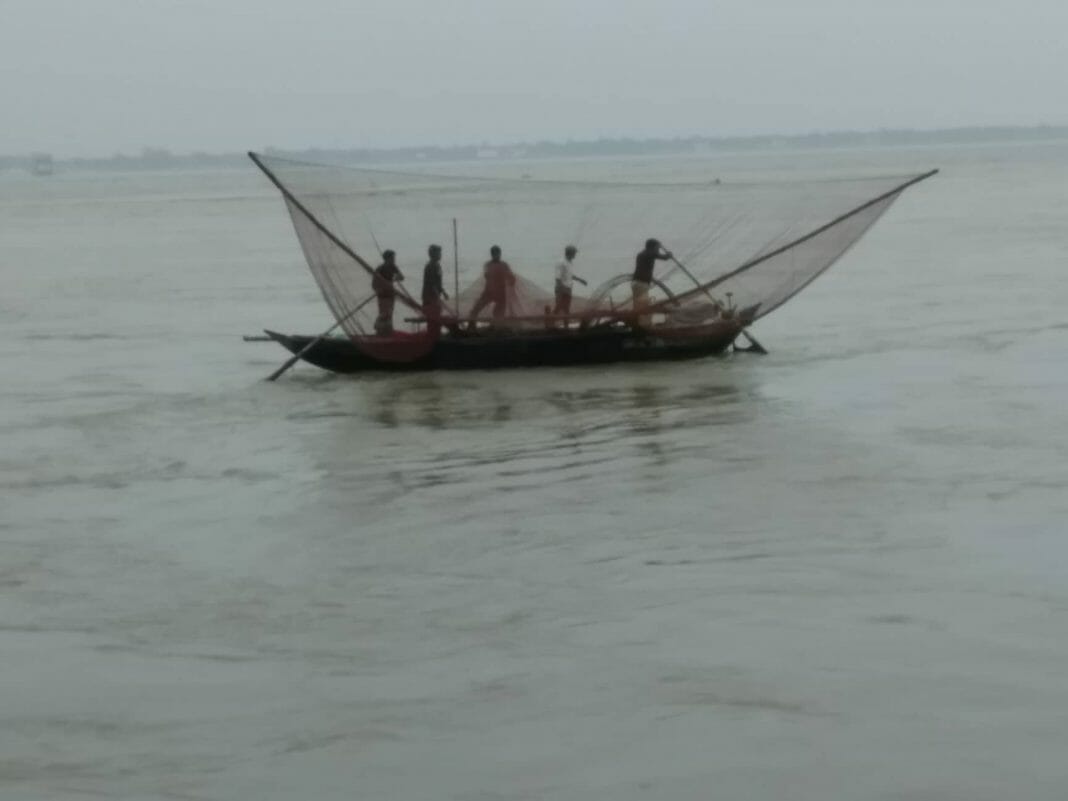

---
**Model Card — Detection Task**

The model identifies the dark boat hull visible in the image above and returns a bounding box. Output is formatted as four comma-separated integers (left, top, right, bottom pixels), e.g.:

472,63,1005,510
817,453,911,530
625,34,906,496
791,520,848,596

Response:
264,325,742,374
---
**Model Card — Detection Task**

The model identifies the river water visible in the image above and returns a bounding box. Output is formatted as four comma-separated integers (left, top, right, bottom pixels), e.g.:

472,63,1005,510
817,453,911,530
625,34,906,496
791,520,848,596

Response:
2,142,1068,800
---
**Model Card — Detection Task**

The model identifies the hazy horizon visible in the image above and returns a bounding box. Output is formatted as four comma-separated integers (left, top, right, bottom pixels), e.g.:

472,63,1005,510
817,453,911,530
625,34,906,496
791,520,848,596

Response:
3,0,1066,158
7,123,1068,167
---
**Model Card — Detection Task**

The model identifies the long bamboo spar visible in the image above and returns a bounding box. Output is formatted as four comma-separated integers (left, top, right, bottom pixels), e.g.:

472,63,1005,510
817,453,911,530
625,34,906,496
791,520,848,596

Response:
660,249,767,354
452,218,460,318
648,169,939,314
247,152,423,314
265,295,375,381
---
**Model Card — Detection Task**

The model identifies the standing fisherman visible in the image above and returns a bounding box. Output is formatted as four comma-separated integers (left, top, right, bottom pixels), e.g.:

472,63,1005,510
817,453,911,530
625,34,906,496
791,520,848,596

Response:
468,245,516,326
552,244,587,326
421,244,449,336
632,238,671,327
371,249,404,335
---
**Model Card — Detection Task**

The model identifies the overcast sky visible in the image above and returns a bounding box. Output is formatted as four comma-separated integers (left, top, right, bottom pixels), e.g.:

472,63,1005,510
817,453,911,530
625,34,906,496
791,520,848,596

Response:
2,0,1065,156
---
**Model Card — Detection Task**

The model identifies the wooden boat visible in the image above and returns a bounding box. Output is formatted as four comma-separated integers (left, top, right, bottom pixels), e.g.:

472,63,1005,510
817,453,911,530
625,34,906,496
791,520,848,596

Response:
246,151,937,379
263,320,745,374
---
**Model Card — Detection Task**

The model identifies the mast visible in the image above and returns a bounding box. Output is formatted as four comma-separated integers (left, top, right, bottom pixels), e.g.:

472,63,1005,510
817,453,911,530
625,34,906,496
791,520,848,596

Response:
452,217,460,318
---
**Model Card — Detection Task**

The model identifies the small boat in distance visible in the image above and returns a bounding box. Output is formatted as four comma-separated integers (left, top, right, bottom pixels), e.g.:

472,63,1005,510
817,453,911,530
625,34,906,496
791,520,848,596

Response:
29,153,54,176
247,152,936,377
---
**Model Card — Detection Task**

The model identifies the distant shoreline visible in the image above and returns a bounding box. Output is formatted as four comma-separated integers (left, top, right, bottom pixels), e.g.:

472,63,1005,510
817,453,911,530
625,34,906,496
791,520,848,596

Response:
3,125,1067,173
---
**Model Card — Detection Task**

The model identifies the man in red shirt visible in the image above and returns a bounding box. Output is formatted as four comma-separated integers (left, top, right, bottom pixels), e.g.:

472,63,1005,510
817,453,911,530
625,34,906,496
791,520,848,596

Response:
468,245,516,326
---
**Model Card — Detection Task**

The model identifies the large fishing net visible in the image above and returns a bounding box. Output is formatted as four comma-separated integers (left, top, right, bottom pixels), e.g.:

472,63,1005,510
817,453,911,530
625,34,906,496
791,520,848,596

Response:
251,152,934,352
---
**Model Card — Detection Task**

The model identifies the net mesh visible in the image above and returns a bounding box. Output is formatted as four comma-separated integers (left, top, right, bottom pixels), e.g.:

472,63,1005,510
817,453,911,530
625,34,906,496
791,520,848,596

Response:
658,190,904,324
252,153,933,344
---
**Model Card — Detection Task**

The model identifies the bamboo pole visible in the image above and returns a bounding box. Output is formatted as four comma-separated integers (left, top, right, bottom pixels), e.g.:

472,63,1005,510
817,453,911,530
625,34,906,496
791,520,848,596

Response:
452,218,460,318
247,152,423,314
265,295,374,381
651,169,939,314
662,249,767,354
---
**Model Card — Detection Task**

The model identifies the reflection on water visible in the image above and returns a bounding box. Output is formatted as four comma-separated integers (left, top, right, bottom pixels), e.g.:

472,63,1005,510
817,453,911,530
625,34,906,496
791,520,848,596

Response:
298,363,760,508
352,366,754,431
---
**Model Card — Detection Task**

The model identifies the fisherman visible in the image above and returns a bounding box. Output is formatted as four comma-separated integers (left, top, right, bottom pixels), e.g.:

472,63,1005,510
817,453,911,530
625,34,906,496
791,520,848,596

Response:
468,245,516,327
552,244,587,325
421,244,449,336
371,249,404,335
632,238,672,327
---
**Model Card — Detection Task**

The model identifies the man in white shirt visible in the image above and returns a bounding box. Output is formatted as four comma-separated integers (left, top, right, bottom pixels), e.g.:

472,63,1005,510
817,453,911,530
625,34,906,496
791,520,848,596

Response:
553,245,586,325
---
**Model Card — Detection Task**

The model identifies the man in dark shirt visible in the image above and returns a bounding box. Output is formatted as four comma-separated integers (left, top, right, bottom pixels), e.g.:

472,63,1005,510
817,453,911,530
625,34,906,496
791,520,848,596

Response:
632,238,671,327
421,244,449,336
371,249,404,335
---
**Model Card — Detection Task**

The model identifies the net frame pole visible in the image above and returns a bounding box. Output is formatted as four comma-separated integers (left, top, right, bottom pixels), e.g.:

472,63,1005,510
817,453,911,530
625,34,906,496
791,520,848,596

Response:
649,168,939,314
247,151,423,315
265,294,374,381
452,217,460,318
662,248,767,354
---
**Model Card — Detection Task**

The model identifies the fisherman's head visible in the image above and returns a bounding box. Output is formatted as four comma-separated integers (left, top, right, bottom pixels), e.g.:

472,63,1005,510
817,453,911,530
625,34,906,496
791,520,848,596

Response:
490,245,502,260
564,245,578,260
428,244,442,260
644,238,660,253
383,249,396,263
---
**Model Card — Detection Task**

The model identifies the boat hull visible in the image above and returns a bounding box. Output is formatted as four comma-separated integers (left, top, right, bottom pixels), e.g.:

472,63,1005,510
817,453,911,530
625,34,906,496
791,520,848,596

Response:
264,324,742,374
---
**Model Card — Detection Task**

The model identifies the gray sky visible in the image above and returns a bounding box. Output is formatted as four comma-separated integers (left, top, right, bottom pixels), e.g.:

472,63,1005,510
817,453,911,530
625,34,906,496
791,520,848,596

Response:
3,0,1065,156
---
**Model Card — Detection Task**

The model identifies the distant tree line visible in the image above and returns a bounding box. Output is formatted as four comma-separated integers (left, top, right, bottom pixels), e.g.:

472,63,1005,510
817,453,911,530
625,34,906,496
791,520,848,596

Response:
2,125,1067,174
